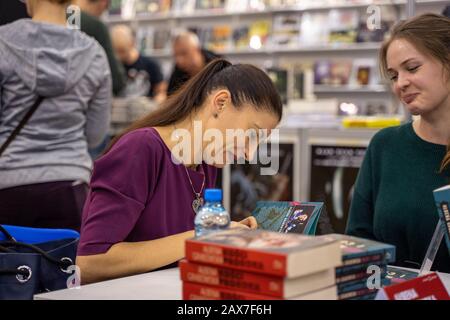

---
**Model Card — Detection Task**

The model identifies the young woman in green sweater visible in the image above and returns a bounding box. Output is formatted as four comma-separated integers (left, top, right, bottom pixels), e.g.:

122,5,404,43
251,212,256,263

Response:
346,13,450,272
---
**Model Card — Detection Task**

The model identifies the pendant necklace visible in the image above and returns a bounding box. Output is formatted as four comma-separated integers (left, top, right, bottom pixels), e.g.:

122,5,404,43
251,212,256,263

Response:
184,165,205,214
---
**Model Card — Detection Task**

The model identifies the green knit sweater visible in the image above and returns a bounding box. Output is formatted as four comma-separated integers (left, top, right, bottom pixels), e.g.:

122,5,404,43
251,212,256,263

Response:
346,122,450,272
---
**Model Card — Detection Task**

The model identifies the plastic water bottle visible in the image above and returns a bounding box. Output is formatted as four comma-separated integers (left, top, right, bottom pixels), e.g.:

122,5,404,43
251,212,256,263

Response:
194,189,230,237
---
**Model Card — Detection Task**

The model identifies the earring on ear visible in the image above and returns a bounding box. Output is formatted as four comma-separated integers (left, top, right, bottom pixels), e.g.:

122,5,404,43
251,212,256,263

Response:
213,113,219,118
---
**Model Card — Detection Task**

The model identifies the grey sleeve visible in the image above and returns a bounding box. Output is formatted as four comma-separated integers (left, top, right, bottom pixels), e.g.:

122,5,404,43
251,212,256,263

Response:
85,68,112,149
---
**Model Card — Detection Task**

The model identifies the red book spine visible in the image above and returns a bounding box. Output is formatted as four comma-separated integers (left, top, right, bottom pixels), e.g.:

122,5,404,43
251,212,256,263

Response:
185,240,288,277
179,260,285,297
183,281,281,300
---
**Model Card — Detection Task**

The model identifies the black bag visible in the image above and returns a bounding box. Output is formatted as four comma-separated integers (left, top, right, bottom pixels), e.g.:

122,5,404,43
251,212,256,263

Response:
0,226,79,300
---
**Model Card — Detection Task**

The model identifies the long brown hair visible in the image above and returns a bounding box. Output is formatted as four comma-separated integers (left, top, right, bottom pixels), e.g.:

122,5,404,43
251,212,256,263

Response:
379,13,450,172
105,58,283,154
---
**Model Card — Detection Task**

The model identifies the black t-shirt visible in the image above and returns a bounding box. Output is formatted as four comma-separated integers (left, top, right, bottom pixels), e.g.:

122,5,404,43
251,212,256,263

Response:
167,49,219,96
124,55,164,98
0,1,29,26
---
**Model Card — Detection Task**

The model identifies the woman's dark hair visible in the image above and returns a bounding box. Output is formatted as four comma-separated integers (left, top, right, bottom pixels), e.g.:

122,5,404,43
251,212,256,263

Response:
105,59,283,153
379,13,450,172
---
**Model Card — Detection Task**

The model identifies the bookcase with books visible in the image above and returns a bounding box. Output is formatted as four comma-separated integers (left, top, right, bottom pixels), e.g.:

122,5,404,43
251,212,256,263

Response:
104,0,448,119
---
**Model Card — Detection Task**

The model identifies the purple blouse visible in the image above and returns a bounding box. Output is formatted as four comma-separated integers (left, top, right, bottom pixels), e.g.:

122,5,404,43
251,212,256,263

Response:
77,128,217,256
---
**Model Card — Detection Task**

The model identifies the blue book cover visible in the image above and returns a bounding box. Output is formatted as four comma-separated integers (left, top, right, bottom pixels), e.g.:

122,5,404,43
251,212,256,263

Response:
385,266,418,285
338,278,390,294
251,201,324,236
336,261,386,275
336,264,387,285
433,185,450,254
328,234,396,264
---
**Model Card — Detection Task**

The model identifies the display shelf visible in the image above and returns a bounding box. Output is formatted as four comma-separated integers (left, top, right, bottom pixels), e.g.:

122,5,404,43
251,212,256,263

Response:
103,0,401,23
145,42,382,58
104,0,448,23
313,84,389,94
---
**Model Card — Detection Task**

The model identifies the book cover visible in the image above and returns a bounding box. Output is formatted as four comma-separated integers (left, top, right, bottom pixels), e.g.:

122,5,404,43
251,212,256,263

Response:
340,253,386,268
185,229,342,278
356,6,397,43
153,29,171,51
249,20,271,49
183,281,275,300
300,12,329,45
338,277,389,294
183,281,337,300
339,287,379,300
251,201,324,235
136,26,154,53
266,67,288,106
314,61,332,85
329,234,396,264
195,0,226,10
134,0,167,15
108,0,123,15
179,259,335,298
229,141,295,222
328,9,358,44
433,185,450,254
385,266,418,285
336,265,387,285
336,260,385,276
309,144,367,234
272,14,301,48
329,61,353,86
376,272,450,300
205,25,232,52
232,26,250,50
172,0,196,14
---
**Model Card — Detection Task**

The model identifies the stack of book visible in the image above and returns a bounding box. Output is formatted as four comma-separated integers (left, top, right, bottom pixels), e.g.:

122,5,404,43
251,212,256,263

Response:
329,234,396,300
180,229,342,300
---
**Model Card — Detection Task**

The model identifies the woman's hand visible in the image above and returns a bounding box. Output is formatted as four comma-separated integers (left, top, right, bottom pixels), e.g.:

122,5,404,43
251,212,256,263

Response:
230,216,258,230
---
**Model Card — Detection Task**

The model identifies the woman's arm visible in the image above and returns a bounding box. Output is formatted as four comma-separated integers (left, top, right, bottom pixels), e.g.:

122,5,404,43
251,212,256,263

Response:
76,230,194,284
77,217,258,284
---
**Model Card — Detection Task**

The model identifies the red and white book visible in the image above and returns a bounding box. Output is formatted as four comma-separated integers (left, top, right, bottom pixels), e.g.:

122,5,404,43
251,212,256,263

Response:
179,259,336,298
185,229,342,278
183,281,337,300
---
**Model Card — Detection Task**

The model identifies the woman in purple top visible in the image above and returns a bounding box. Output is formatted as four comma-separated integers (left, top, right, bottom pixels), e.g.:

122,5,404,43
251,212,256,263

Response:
76,59,283,284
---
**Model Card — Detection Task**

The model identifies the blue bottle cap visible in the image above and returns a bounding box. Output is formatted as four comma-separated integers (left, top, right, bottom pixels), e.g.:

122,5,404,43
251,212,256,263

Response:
204,189,222,202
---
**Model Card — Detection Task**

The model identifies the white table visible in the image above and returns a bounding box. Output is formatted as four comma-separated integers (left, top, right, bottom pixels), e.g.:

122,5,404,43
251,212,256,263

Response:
34,267,450,300
35,268,181,300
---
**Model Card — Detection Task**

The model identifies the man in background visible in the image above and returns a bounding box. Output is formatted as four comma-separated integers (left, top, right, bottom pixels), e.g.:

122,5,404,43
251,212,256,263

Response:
72,0,126,96
0,0,29,26
111,24,167,103
443,5,450,18
167,31,219,96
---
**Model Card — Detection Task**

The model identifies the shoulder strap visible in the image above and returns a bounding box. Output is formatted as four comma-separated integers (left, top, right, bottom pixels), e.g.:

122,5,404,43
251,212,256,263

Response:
0,96,44,157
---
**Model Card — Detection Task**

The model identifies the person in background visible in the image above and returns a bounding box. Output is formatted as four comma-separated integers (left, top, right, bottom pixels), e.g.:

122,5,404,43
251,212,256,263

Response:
167,31,219,96
443,5,450,18
76,59,282,284
0,0,29,26
72,0,125,96
111,24,167,103
0,0,112,231
71,0,125,159
346,14,450,272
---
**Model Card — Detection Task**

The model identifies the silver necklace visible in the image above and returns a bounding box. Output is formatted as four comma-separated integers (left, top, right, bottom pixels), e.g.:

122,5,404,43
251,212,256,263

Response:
184,166,205,214
173,123,205,213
